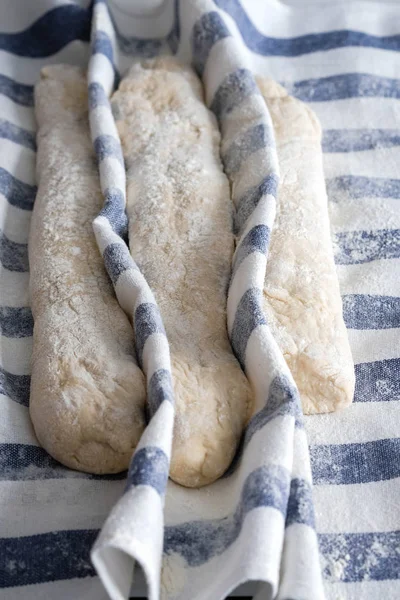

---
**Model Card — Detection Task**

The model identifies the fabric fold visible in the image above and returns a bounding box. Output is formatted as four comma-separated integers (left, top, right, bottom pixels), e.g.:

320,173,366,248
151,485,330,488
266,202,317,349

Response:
88,1,323,598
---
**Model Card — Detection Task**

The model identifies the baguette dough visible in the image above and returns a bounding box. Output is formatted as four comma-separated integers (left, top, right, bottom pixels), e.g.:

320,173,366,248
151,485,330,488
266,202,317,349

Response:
257,78,355,414
29,65,146,474
112,57,253,487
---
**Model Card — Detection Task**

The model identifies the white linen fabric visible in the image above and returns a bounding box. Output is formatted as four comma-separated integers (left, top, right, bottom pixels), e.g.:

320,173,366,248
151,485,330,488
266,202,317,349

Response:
0,1,399,600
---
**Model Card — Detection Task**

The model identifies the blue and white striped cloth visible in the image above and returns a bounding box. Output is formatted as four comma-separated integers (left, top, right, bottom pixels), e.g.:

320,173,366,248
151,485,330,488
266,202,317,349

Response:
0,1,399,599
89,2,322,599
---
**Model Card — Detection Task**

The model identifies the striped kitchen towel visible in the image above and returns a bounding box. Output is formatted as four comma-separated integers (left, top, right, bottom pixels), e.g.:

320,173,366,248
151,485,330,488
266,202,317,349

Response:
0,1,399,600
88,1,321,599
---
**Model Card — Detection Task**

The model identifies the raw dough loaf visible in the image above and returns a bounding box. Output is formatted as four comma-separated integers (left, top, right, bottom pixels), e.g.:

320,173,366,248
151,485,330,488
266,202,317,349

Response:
257,78,355,414
112,57,253,487
29,65,146,474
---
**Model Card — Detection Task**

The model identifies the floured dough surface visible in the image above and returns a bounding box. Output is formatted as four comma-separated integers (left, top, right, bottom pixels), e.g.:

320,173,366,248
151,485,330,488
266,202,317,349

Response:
112,57,253,487
257,77,355,414
29,65,146,474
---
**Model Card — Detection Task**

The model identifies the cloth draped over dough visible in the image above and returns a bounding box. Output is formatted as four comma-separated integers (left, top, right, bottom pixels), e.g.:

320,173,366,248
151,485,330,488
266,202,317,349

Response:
30,0,354,598
86,1,338,599
111,57,253,489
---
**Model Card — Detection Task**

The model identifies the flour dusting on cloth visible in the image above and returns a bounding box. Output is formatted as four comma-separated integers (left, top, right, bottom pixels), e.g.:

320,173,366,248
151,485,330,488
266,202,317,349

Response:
1,0,399,599
88,1,322,599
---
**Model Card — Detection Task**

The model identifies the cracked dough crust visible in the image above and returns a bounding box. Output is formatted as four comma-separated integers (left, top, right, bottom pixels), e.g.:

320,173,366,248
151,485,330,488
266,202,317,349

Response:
257,78,355,414
112,57,253,487
29,65,146,474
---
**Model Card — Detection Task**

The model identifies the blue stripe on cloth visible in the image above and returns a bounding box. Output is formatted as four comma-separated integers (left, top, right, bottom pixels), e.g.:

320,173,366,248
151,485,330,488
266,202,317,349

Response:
113,33,162,59
126,446,169,495
98,188,128,239
135,302,166,365
343,294,400,330
0,231,28,272
322,129,400,153
319,531,400,582
355,358,400,402
310,438,400,485
252,373,303,432
164,465,291,567
286,478,315,528
191,11,231,76
0,367,30,406
334,229,400,265
92,30,120,89
289,73,400,102
0,119,36,151
148,368,174,416
166,0,180,54
215,0,400,55
92,30,114,63
93,134,123,164
234,173,279,234
0,5,91,57
232,224,270,275
97,0,162,58
0,307,33,338
224,374,303,477
2,528,397,588
0,167,37,210
88,81,109,110
223,123,272,176
102,242,136,285
0,529,97,587
210,68,260,122
230,288,266,369
327,175,400,200
0,74,33,107
0,444,126,482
